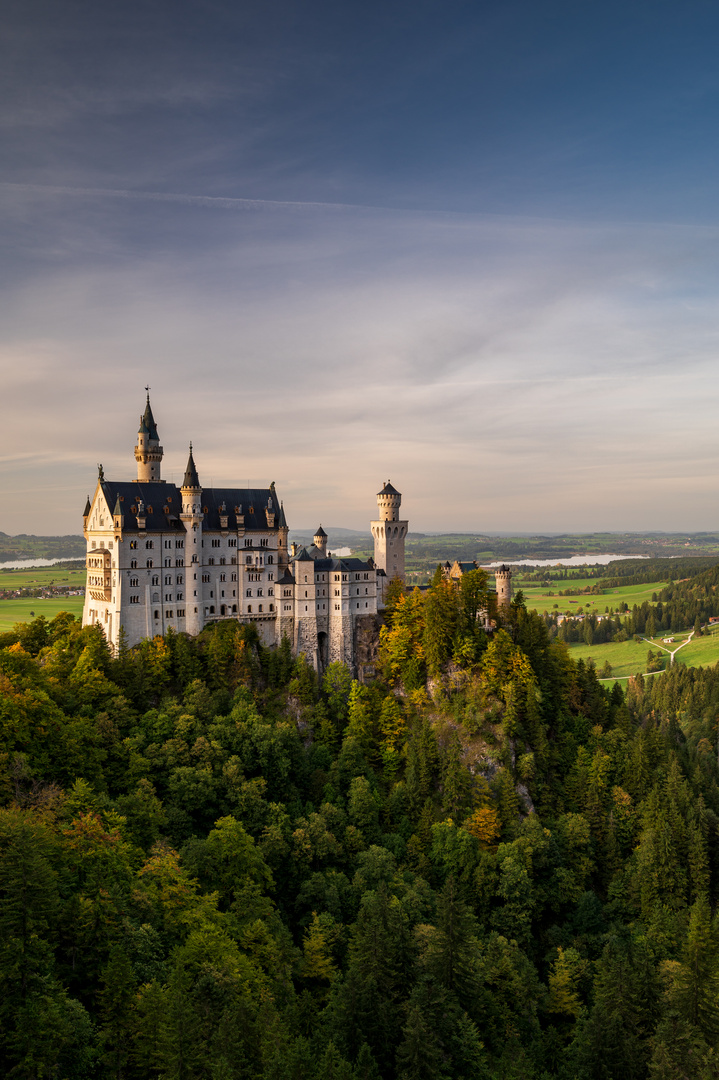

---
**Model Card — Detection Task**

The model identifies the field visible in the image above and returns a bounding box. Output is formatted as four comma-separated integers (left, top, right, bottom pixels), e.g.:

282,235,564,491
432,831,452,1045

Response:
568,627,719,680
521,578,670,616
0,596,85,632
0,565,86,589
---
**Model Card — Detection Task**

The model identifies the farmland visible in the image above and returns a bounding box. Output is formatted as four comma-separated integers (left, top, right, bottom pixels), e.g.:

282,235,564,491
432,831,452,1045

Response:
0,596,85,632
520,578,671,616
569,626,719,680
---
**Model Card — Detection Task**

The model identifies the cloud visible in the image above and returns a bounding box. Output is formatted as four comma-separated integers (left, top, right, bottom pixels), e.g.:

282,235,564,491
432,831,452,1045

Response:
2,191,719,534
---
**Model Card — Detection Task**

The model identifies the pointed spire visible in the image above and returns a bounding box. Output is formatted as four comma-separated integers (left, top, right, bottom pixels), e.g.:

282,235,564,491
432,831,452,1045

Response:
113,496,122,516
83,496,91,517
314,524,327,538
142,393,159,441
182,443,201,489
278,501,287,528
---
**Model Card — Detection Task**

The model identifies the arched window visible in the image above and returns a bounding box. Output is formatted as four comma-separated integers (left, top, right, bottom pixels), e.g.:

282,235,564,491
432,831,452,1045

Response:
153,610,159,619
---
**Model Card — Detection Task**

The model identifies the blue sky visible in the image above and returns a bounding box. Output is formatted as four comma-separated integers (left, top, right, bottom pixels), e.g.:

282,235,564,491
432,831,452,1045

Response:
3,0,719,534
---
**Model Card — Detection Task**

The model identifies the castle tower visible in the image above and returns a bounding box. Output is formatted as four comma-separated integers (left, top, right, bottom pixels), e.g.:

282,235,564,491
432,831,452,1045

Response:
495,564,513,609
277,501,289,569
314,525,327,557
134,393,164,483
371,481,408,592
180,444,203,636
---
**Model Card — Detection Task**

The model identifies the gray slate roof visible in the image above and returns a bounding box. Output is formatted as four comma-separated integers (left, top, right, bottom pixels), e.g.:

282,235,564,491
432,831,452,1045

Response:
97,480,284,533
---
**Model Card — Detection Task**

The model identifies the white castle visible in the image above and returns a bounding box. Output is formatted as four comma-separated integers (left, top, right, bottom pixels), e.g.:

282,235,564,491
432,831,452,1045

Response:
82,396,407,672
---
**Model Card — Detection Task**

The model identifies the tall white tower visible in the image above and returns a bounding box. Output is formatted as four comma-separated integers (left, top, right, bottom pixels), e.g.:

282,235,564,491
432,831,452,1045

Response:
180,444,203,636
134,393,164,483
371,481,408,588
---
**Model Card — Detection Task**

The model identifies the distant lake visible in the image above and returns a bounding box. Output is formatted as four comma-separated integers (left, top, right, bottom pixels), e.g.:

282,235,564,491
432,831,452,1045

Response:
328,547,352,557
481,554,650,568
0,558,81,571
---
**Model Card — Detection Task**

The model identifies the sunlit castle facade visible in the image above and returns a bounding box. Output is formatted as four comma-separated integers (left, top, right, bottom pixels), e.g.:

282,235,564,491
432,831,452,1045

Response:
82,396,407,672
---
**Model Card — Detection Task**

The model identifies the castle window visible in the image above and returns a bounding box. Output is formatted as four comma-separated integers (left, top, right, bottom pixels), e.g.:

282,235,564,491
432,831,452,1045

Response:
231,573,237,581
269,604,274,611
228,539,237,547
146,541,153,549
202,574,210,583
365,602,368,608
176,558,182,567
92,542,96,549
259,604,263,612
334,575,339,581
208,558,215,565
220,573,226,582
165,593,171,602
165,575,171,585
232,604,237,613
231,556,236,564
258,589,263,597
176,593,183,600
165,540,171,549
130,560,137,569
130,595,139,604
167,610,173,618
130,577,138,586
305,605,308,612
154,610,159,619
146,559,153,568
284,605,291,611
246,589,252,597
248,605,252,612
268,588,274,596
178,609,185,617
267,555,273,564
246,556,252,564
245,539,252,547
268,573,274,581
152,576,159,586
212,539,220,548
334,589,339,596
165,559,171,567
365,588,368,594
130,541,137,549
220,557,226,565
210,605,215,614
176,540,184,548
335,604,339,610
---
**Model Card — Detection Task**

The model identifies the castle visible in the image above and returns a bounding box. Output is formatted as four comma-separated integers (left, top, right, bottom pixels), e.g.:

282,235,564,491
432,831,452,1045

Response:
82,396,408,673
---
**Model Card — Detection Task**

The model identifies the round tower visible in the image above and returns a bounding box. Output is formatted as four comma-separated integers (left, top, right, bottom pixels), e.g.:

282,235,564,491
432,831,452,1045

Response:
376,481,402,522
313,525,327,557
371,481,408,604
134,393,164,482
180,444,203,636
495,564,513,609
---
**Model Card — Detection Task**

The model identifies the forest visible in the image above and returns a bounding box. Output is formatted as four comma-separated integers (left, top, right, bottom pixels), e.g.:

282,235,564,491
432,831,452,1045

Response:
556,561,719,644
2,569,719,1079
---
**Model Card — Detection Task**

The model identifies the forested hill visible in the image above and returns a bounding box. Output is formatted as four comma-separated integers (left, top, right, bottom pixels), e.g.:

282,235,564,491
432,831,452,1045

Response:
2,574,719,1079
0,532,85,562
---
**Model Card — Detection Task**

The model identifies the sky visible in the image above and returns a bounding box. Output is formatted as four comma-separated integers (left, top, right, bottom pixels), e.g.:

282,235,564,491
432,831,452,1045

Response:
4,0,719,535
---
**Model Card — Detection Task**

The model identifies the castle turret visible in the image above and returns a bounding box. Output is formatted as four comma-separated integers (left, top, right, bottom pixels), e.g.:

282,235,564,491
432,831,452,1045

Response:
495,564,513,609
134,393,164,483
180,444,203,636
277,501,289,568
313,525,327,557
371,481,408,604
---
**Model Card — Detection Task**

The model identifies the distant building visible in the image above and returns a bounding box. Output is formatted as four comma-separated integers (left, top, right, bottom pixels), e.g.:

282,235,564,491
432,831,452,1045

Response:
82,396,408,673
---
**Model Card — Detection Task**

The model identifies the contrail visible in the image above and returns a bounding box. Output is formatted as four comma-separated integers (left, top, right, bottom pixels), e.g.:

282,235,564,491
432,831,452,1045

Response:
0,181,392,215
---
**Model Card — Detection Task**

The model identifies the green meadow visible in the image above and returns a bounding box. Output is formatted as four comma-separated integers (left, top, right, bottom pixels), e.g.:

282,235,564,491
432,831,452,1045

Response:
521,578,670,615
568,627,719,680
0,596,85,632
0,564,86,589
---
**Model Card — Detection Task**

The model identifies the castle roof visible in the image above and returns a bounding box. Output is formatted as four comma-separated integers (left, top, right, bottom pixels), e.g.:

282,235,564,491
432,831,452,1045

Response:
276,568,295,584
378,480,401,497
182,445,201,490
278,502,288,528
83,496,91,517
96,480,284,533
142,396,159,441
314,525,327,538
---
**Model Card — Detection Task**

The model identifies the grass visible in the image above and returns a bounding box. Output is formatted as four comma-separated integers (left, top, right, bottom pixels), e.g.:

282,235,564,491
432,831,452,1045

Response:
0,597,85,632
523,579,669,616
0,566,86,589
568,627,719,680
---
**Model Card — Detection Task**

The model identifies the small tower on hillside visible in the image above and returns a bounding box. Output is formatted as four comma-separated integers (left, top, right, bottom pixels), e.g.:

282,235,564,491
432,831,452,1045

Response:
180,444,203,636
371,481,408,598
134,393,164,483
495,565,513,609
314,525,327,557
